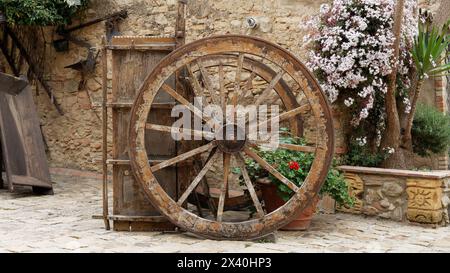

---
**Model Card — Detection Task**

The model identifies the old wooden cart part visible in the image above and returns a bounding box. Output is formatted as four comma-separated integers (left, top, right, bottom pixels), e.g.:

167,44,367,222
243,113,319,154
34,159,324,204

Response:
55,9,128,48
0,25,63,114
101,1,187,231
61,10,128,91
128,35,335,240
0,72,53,194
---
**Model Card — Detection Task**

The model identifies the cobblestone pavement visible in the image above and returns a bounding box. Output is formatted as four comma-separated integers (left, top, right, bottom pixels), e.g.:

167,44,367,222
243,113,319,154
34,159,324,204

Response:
1,168,449,253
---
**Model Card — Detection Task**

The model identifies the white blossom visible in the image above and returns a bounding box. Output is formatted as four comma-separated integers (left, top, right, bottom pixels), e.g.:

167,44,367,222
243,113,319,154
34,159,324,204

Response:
303,0,416,126
384,147,395,154
359,108,369,119
403,97,411,114
356,137,367,146
344,98,355,107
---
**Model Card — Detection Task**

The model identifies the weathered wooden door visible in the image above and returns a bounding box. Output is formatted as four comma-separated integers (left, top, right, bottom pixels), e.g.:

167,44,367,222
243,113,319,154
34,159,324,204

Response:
109,36,181,231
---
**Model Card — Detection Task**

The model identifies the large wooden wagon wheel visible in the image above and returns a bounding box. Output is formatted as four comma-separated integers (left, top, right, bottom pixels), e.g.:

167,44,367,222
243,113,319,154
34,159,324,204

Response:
129,35,334,240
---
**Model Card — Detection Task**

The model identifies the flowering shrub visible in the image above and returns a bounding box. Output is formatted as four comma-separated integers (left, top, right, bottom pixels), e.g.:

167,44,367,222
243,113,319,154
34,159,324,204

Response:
288,161,300,170
0,0,88,25
303,0,418,154
344,138,391,167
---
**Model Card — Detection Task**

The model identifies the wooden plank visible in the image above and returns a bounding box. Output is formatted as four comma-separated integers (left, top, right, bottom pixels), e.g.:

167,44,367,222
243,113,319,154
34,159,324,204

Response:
236,154,264,217
145,108,177,156
249,141,316,153
0,139,4,189
0,72,27,95
177,149,219,205
106,158,193,166
150,142,216,172
11,175,51,188
111,36,176,46
197,60,220,105
0,73,52,194
233,53,244,107
219,63,226,111
255,70,285,106
217,153,230,222
146,123,215,139
108,215,168,222
101,42,110,230
161,83,212,125
257,104,310,129
107,44,175,51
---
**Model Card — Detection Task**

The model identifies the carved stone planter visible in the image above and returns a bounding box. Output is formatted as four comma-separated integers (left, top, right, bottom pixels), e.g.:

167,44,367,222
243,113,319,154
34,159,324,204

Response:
337,166,450,226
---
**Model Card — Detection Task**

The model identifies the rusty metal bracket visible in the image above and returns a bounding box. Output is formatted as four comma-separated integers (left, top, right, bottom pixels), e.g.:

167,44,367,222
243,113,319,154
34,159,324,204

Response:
57,10,127,91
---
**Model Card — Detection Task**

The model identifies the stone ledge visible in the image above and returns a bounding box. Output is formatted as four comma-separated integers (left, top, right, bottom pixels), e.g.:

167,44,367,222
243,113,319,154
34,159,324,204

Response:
338,166,450,179
337,166,450,227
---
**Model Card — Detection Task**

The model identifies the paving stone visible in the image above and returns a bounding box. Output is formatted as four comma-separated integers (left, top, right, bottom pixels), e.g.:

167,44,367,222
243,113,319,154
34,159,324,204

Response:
0,170,449,252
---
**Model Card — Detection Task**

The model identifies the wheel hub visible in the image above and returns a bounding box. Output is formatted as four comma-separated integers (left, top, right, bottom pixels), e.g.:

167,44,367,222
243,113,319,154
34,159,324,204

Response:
217,124,246,153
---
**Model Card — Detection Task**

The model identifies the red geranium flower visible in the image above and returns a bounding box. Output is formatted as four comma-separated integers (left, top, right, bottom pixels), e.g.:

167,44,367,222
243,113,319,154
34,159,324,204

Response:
288,161,300,171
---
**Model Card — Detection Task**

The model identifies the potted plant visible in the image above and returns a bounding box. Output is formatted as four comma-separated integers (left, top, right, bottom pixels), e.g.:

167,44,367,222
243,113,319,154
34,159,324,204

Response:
242,131,354,230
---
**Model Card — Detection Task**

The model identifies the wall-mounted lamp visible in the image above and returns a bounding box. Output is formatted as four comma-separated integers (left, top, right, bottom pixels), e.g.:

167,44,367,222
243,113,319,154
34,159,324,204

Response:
246,17,258,29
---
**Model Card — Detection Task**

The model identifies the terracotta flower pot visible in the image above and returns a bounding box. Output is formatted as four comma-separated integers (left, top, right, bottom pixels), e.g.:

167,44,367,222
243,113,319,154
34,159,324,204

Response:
259,181,319,231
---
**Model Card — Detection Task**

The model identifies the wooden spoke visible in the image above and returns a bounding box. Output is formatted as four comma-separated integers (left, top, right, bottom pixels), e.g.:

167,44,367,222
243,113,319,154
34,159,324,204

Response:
255,70,285,106
177,149,220,205
161,83,214,125
243,147,299,192
151,142,217,172
193,158,217,215
197,60,220,106
236,153,264,217
219,62,226,113
249,140,316,153
257,104,310,129
238,70,256,101
217,153,231,222
186,63,205,98
278,143,316,153
233,53,245,107
145,123,215,139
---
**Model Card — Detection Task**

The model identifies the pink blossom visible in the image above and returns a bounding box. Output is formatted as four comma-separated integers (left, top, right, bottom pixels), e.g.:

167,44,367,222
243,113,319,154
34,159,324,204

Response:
303,0,417,125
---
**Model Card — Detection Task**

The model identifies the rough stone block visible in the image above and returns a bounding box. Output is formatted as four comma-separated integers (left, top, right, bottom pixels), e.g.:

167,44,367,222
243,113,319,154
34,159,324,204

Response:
381,182,404,197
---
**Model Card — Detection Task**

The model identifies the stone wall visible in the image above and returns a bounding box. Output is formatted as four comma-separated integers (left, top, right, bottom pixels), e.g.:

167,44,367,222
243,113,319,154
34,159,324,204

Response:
31,0,332,171
0,0,445,171
338,166,450,226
